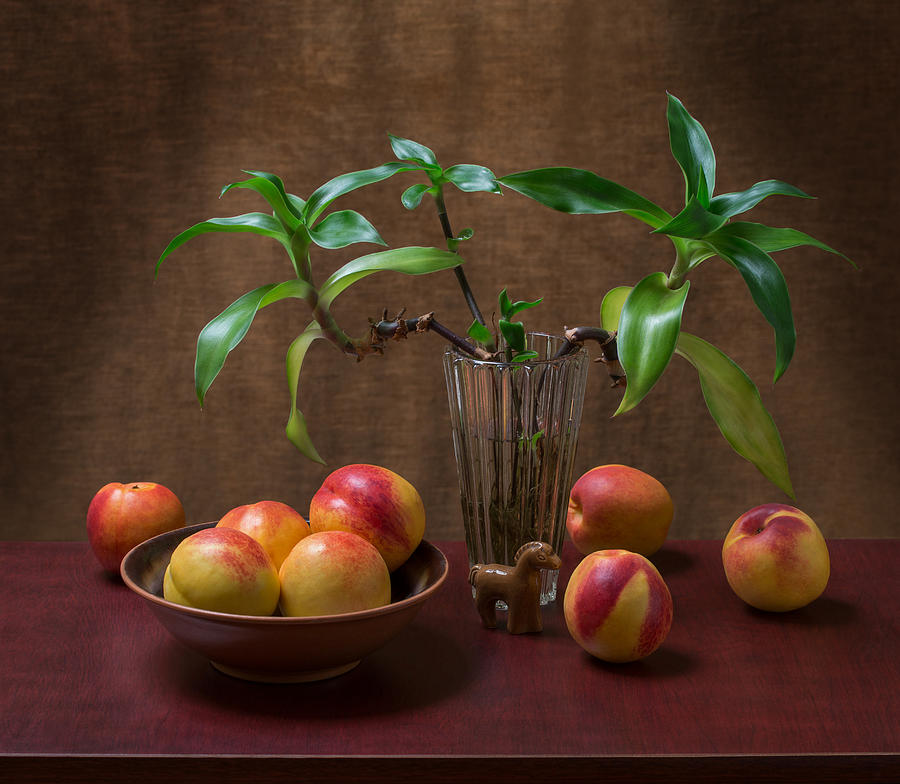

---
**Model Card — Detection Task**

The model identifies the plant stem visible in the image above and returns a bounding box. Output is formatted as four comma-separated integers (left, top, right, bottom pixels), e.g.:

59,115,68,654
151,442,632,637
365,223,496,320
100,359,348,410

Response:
667,241,691,289
561,326,626,387
372,312,492,360
433,186,495,348
290,227,313,281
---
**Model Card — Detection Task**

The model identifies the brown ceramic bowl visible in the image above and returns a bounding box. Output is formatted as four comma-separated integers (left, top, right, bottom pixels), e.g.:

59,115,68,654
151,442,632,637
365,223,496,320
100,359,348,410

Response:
121,521,448,682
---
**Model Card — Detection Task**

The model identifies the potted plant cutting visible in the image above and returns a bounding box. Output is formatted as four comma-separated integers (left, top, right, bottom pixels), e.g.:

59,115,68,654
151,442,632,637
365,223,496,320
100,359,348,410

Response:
157,94,851,599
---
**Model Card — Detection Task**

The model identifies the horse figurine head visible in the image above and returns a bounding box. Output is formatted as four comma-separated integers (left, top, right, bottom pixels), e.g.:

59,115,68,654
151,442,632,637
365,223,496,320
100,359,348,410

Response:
513,541,563,574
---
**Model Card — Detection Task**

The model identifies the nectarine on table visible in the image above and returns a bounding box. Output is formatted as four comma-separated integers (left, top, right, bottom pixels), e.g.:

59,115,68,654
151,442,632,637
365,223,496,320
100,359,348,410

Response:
566,464,673,557
87,481,185,575
722,503,830,612
563,549,673,663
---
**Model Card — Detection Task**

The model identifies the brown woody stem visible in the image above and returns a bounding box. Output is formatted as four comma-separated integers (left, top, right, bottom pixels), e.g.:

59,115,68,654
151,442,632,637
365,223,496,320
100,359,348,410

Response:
371,311,492,360
561,326,626,387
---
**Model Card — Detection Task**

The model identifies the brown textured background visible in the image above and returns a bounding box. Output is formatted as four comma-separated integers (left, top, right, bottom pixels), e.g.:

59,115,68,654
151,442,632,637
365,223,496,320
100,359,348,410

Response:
2,0,898,541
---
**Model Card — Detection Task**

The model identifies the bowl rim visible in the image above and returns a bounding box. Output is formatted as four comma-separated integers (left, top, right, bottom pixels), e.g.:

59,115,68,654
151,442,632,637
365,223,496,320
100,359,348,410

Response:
120,521,449,626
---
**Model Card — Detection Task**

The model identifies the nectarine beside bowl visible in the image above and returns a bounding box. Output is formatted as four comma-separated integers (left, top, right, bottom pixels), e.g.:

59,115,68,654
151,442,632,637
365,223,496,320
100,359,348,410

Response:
121,522,448,682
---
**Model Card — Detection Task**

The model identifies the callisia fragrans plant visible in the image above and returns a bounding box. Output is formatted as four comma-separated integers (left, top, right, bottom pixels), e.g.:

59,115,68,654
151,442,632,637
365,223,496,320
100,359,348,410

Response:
158,94,852,497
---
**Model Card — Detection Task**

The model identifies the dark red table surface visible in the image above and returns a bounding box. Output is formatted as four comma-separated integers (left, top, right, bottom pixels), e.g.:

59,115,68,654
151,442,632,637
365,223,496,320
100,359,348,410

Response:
1,539,898,784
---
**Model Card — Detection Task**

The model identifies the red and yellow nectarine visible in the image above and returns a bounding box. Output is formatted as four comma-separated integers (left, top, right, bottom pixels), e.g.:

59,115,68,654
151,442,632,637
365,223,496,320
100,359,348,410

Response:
309,464,425,572
278,530,392,617
563,549,673,663
216,500,309,570
163,527,280,616
722,503,830,612
566,465,673,557
87,481,185,574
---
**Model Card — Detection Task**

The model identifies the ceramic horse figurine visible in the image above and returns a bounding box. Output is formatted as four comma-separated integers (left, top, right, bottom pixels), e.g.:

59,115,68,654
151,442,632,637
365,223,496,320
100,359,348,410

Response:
468,541,562,634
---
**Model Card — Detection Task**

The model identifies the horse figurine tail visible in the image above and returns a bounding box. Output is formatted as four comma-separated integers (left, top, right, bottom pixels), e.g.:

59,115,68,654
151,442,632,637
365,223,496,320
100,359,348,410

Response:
468,564,482,587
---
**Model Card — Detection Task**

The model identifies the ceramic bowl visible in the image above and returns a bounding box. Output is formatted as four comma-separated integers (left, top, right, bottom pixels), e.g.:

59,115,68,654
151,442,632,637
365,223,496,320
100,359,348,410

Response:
121,521,448,682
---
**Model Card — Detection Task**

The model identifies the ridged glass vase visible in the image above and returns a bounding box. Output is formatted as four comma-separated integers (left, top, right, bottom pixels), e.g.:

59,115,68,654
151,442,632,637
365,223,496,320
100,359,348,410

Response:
443,332,590,604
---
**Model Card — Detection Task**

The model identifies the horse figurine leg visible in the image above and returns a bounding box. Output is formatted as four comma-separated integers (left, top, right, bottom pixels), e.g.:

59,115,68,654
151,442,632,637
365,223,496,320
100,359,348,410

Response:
469,564,500,628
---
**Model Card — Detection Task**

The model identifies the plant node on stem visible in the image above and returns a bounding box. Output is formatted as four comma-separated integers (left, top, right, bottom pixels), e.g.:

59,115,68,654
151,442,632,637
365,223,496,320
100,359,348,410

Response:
369,311,492,360
562,326,626,388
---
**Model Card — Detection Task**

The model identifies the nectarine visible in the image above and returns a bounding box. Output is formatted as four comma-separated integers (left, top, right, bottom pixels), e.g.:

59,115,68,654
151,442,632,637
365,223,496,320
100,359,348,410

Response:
278,530,391,617
563,549,673,663
566,465,673,557
309,464,425,571
87,481,185,575
722,503,830,612
216,500,309,570
163,527,280,616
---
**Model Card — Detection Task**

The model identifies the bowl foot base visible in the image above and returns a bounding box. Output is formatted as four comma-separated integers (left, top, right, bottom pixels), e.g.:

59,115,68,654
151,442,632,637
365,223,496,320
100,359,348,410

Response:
211,659,360,683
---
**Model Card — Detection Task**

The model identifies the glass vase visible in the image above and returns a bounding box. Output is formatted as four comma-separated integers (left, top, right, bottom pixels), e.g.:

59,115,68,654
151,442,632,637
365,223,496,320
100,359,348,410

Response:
443,332,590,604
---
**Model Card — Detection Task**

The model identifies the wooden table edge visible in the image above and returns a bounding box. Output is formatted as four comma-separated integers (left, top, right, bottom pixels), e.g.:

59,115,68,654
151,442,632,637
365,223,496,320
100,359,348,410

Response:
3,751,898,783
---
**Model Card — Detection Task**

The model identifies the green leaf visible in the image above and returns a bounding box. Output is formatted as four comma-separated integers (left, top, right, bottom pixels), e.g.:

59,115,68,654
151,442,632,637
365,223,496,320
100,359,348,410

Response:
194,279,314,406
285,324,326,464
667,93,716,207
716,221,856,267
304,161,416,224
498,288,513,319
675,331,794,497
447,227,475,252
318,247,461,308
498,167,671,228
706,230,796,382
615,272,690,414
443,164,501,194
652,196,728,239
467,320,494,346
513,350,539,363
388,134,438,167
156,213,288,276
401,183,433,210
600,286,632,331
709,180,812,218
507,296,543,319
499,319,526,353
680,239,718,273
220,171,301,230
286,193,307,214
308,209,386,249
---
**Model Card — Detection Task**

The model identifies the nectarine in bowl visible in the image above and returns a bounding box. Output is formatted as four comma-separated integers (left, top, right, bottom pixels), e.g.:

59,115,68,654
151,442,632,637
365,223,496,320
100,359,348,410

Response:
121,522,448,682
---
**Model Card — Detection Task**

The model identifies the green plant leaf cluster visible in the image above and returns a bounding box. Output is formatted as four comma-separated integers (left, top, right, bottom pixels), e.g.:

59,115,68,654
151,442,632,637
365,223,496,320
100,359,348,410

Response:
157,167,460,463
499,93,852,495
601,285,793,496
496,288,543,362
156,97,851,498
465,288,543,359
389,134,502,210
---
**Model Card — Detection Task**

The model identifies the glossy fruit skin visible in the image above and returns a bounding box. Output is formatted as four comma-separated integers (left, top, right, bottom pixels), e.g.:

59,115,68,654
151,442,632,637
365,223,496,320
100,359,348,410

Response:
563,549,673,663
722,503,830,612
163,527,280,616
87,481,185,574
278,530,391,617
566,465,674,557
309,464,425,572
216,500,310,570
